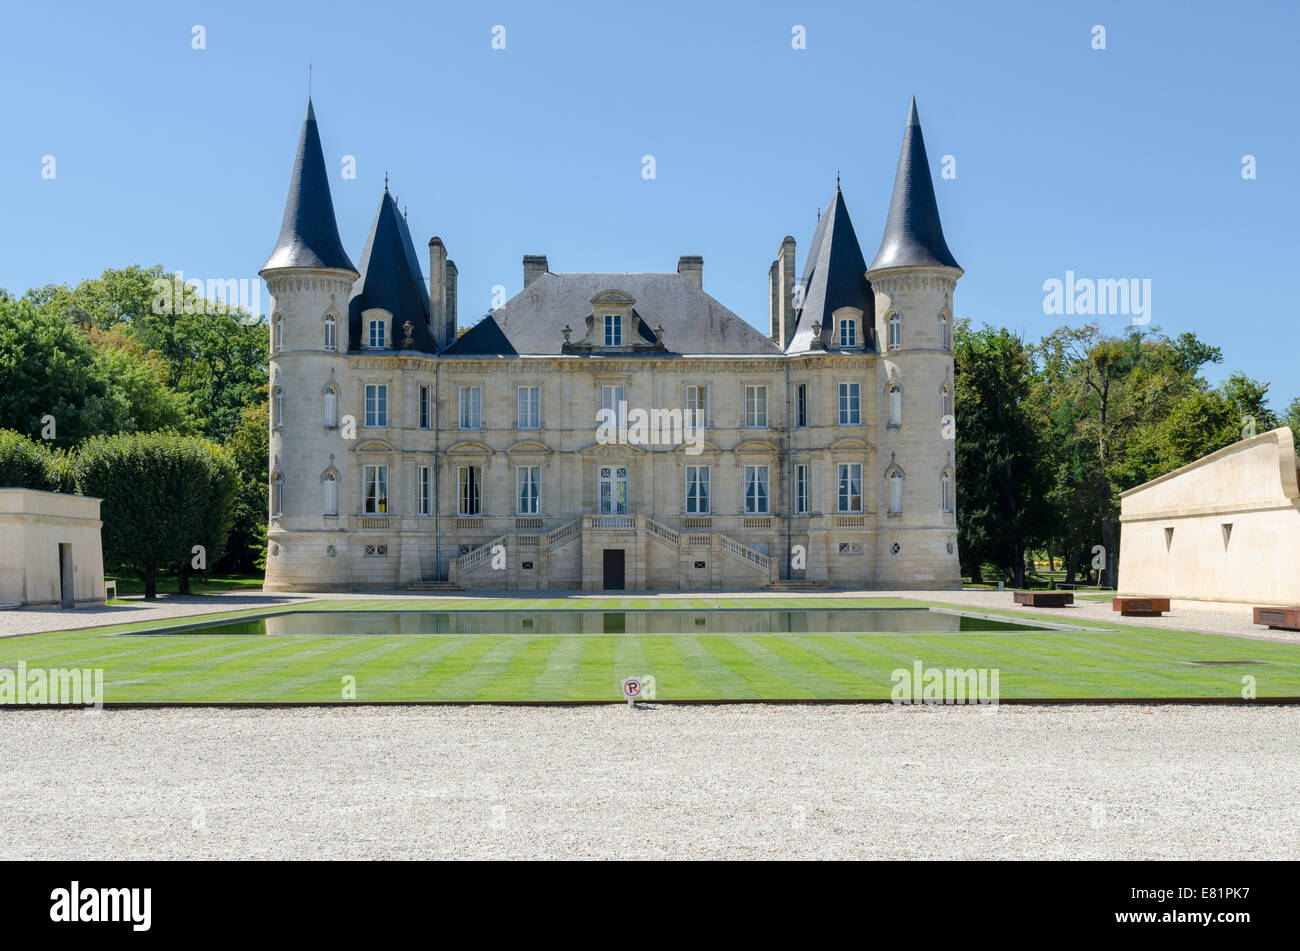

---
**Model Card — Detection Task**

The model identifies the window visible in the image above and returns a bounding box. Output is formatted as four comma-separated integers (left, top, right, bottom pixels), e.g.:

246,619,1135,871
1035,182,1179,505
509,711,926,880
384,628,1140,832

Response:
940,384,952,420
597,466,628,515
839,318,856,348
685,466,711,515
744,465,769,514
601,385,626,430
271,472,283,516
323,472,338,516
365,384,387,427
419,386,432,430
458,386,481,430
368,318,385,349
940,313,951,350
272,385,283,427
273,313,283,352
362,465,389,515
458,466,481,516
324,314,337,352
418,466,432,517
941,470,953,514
889,470,903,514
888,312,901,351
323,386,338,427
517,386,540,430
795,384,808,428
888,384,902,427
795,464,808,514
684,385,709,429
838,382,861,425
745,385,768,428
516,466,541,515
838,463,863,513
604,314,622,347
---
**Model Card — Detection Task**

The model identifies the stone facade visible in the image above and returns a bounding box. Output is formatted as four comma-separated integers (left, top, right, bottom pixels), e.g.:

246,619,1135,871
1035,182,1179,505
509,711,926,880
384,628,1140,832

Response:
0,489,106,608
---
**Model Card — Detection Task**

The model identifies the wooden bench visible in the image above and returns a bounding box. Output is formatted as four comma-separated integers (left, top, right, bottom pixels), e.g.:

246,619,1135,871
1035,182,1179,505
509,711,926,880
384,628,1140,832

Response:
1113,597,1170,617
1252,606,1300,631
1013,591,1073,607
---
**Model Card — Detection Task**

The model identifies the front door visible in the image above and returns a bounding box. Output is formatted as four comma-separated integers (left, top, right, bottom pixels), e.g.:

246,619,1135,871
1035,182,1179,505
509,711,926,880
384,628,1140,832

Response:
603,549,625,590
58,543,74,609
597,466,628,515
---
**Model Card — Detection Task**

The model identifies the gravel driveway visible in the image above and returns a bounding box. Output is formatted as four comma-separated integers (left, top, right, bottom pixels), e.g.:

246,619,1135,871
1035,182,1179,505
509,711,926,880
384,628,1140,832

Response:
1,704,1293,860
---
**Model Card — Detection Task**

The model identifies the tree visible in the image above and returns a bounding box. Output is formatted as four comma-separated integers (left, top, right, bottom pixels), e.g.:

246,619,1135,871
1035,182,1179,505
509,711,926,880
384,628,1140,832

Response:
0,429,61,490
72,433,239,598
221,401,270,574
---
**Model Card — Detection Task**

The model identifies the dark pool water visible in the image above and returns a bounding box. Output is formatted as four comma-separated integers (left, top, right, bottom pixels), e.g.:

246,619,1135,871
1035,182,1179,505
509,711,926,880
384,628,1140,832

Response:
127,608,1056,637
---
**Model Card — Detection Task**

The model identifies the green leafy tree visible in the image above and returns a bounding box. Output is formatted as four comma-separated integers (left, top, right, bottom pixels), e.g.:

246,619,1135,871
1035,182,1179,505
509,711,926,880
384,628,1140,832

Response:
72,433,239,598
0,429,61,490
221,400,270,574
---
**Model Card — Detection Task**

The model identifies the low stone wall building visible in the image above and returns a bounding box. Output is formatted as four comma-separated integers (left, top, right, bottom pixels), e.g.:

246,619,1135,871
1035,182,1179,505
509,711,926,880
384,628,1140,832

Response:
1118,427,1300,605
0,489,106,608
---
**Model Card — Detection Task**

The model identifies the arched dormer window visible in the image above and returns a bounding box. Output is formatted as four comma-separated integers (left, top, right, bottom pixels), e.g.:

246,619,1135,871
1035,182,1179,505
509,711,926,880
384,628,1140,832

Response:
368,317,386,350
272,385,284,428
271,471,284,517
888,383,902,427
272,312,283,353
941,468,953,514
322,470,339,517
939,312,951,350
838,317,857,349
324,314,338,352
888,467,904,514
323,384,338,428
887,312,901,351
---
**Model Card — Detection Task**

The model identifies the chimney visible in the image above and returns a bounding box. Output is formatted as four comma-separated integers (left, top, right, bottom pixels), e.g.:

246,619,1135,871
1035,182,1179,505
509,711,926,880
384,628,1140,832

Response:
768,260,779,342
777,236,797,348
677,254,703,288
523,254,548,287
428,236,447,348
445,260,458,343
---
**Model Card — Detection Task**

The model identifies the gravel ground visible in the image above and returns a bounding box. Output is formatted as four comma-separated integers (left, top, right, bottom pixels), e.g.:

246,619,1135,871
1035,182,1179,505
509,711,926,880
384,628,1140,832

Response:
1,704,1294,860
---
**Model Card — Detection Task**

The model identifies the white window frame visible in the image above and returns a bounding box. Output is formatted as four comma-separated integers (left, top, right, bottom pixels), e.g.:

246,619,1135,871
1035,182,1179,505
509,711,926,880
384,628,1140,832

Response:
323,385,338,427
839,318,856,349
941,470,953,514
744,464,770,515
684,385,709,429
837,463,863,514
838,382,861,426
889,470,904,514
458,385,482,430
458,465,482,516
795,464,808,515
271,472,284,516
368,318,386,350
516,466,541,515
517,386,541,430
272,385,284,428
601,385,626,430
597,465,629,515
795,384,808,428
888,383,902,427
273,313,283,352
362,465,389,515
365,383,388,428
322,471,338,517
685,465,711,515
324,314,337,352
940,313,951,350
888,312,901,351
745,385,768,428
418,466,432,517
604,314,622,347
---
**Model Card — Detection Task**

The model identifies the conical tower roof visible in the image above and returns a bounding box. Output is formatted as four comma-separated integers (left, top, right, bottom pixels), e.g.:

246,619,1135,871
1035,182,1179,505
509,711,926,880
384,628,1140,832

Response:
347,188,436,352
786,186,876,352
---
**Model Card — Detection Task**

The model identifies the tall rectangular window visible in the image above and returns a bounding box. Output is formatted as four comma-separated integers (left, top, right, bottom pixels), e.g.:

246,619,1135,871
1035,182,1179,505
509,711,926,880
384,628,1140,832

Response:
517,466,541,515
419,385,432,430
368,319,385,349
795,384,808,428
745,385,768,428
684,385,709,429
744,465,769,515
604,314,622,346
362,465,389,515
601,385,626,430
365,384,387,427
685,466,711,514
324,315,337,352
418,466,431,516
458,386,481,430
458,466,481,516
838,463,862,513
838,382,861,425
839,318,857,348
517,386,540,430
795,465,808,514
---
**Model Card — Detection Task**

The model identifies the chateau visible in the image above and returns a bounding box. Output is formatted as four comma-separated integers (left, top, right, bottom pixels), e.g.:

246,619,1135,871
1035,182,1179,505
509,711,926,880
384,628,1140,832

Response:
261,98,964,592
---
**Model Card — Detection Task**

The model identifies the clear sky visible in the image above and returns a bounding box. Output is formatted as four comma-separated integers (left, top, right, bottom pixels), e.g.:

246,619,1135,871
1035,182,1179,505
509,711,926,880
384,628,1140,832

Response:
2,0,1296,406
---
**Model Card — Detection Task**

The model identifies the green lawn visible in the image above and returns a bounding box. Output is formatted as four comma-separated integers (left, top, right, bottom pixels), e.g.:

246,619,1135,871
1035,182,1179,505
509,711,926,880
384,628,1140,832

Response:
2,596,1296,702
105,572,265,602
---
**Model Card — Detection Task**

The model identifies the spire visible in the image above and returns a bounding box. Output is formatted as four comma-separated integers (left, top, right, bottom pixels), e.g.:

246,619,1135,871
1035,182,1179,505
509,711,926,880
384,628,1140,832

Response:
347,189,434,351
786,186,875,351
869,97,960,272
261,99,357,274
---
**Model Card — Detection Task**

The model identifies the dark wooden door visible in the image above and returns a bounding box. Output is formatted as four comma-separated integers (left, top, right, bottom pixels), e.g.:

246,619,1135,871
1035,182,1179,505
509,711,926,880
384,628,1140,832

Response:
602,549,625,590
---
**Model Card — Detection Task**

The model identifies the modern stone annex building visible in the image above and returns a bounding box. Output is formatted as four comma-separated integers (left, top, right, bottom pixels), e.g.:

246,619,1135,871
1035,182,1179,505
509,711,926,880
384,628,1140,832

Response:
261,97,964,592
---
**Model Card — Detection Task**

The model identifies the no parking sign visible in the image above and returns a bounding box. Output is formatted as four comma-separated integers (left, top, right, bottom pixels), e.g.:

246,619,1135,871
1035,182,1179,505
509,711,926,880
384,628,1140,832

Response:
622,677,642,706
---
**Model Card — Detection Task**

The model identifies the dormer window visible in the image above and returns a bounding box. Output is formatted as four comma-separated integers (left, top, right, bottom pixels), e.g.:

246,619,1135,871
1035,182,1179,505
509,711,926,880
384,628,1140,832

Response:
368,318,386,349
839,318,857,349
604,314,622,347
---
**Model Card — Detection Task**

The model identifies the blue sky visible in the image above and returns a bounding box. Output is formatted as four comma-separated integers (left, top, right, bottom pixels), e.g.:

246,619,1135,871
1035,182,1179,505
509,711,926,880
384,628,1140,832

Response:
2,0,1296,406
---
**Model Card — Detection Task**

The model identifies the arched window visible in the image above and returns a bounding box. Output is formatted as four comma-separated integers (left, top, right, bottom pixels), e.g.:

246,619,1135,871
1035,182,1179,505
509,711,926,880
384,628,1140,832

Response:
324,314,337,352
940,383,952,420
322,472,338,516
272,472,284,517
323,385,338,427
941,469,953,513
272,385,284,428
887,312,901,351
888,383,902,426
889,470,903,514
939,313,950,350
273,313,283,352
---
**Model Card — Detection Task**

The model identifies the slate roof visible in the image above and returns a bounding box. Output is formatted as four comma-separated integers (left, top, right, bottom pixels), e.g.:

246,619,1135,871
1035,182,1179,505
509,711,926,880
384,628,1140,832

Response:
786,186,876,354
443,272,783,357
347,189,438,353
261,100,357,274
869,97,960,272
